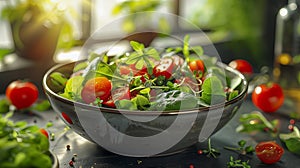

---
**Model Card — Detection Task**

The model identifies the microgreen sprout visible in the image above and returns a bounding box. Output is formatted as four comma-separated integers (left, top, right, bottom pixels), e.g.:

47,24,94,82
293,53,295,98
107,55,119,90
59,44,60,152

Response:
224,140,254,155
198,138,220,158
227,156,251,168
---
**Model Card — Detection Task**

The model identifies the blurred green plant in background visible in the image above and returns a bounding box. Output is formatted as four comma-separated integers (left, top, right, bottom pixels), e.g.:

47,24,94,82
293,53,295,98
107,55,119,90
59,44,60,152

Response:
1,0,78,61
112,0,170,34
190,0,267,65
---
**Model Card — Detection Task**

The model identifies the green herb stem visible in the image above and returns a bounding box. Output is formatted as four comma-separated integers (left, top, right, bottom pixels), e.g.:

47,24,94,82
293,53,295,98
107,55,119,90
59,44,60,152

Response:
95,71,127,81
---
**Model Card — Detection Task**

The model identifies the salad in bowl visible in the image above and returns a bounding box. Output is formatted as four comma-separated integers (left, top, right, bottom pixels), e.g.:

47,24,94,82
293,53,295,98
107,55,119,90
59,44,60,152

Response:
43,35,248,156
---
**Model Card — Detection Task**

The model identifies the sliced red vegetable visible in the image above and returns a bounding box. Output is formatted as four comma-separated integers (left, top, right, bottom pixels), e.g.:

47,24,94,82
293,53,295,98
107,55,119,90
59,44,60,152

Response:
255,141,284,164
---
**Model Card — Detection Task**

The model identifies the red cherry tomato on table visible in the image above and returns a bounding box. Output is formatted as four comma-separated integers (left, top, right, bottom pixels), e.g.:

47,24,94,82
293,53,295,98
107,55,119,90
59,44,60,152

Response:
229,59,253,75
255,141,284,164
188,60,205,77
5,80,39,110
252,83,284,113
81,77,112,104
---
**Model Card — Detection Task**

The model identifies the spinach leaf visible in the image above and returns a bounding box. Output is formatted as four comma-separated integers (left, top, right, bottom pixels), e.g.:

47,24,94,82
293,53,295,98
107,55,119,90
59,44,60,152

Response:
201,76,226,105
280,126,300,155
60,76,84,100
150,90,198,111
115,99,138,110
284,138,300,155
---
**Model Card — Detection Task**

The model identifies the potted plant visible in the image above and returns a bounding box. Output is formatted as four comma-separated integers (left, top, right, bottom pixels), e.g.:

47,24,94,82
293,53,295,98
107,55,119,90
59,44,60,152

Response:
1,0,75,62
112,0,171,46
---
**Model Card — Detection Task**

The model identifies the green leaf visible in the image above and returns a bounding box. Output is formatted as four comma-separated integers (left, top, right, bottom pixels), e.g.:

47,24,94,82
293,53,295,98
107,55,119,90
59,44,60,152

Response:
201,76,226,104
140,88,151,95
31,100,51,112
280,126,300,155
0,98,10,113
132,95,150,110
115,99,137,110
238,140,246,147
284,138,300,155
135,59,145,70
191,46,204,57
130,41,145,53
145,48,160,60
73,62,88,72
60,76,84,100
49,72,68,92
228,90,239,101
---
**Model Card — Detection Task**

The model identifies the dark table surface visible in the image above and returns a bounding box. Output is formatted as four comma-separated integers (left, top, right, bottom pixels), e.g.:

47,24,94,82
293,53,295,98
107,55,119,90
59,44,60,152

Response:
6,95,300,168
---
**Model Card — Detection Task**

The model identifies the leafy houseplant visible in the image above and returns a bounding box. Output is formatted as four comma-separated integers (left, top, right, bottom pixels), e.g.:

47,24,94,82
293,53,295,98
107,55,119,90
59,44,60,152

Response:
112,0,170,46
1,0,75,61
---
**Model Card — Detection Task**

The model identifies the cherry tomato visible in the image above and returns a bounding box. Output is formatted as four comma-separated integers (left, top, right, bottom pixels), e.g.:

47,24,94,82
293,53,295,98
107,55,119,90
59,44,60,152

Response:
103,87,131,108
153,57,174,79
188,59,205,77
81,77,112,104
229,59,253,75
40,128,49,139
6,80,39,109
134,68,149,82
252,83,284,113
255,141,284,164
